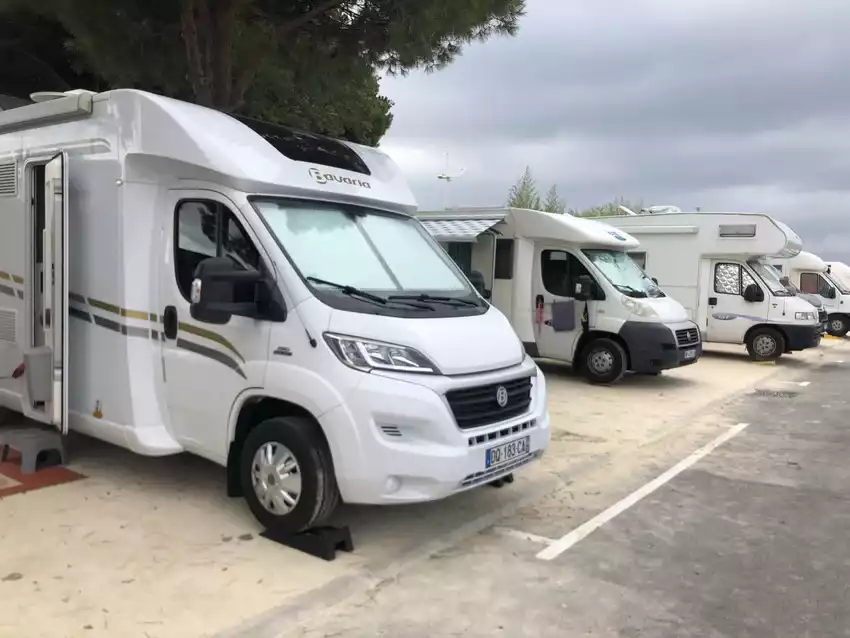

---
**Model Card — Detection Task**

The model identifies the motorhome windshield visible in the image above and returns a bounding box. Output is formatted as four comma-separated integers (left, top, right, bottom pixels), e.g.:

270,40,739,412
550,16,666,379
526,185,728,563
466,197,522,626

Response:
750,260,791,296
582,249,665,298
252,198,486,317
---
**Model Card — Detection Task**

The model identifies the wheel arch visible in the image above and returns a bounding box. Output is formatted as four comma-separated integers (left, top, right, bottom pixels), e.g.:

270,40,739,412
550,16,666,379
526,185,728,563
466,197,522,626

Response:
226,395,330,498
575,330,632,371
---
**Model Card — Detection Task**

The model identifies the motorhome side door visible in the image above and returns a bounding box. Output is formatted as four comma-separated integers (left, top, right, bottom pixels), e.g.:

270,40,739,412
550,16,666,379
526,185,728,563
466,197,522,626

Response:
159,192,271,462
38,153,70,433
706,261,766,343
532,247,591,363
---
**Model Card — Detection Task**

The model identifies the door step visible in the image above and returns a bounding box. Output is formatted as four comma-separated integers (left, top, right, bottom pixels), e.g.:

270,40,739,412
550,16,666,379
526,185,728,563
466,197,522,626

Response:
0,421,66,474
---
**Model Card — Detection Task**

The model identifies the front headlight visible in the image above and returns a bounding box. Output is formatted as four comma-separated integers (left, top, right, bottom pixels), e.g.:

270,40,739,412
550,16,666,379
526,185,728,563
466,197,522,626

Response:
795,312,816,321
620,296,659,318
323,333,440,374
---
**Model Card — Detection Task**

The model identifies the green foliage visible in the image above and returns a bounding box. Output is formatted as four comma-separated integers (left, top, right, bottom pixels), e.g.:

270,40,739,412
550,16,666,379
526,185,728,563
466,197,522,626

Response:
507,166,541,210
573,197,643,218
507,167,568,213
542,184,566,214
0,0,525,145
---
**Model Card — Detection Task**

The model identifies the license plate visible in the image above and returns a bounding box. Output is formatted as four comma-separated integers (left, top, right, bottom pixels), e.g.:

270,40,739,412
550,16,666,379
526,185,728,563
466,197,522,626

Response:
683,348,696,360
486,436,530,469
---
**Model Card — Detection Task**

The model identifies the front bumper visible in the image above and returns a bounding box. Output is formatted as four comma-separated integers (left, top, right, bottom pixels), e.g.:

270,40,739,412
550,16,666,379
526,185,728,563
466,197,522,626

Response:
783,323,823,351
319,356,550,505
619,320,703,373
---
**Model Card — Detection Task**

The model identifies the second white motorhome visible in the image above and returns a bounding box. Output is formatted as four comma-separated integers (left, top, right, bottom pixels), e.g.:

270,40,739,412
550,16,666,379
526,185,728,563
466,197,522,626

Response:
607,212,822,361
0,89,550,533
771,251,850,337
416,207,702,385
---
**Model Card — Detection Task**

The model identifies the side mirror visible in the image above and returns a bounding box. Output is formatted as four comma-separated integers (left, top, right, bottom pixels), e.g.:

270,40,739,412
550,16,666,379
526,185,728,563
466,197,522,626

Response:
743,283,764,303
190,257,284,324
574,274,594,301
651,277,658,285
483,288,492,300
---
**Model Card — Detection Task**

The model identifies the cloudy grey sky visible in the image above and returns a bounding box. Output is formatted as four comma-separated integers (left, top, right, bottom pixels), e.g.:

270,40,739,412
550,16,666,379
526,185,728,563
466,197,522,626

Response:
378,0,850,264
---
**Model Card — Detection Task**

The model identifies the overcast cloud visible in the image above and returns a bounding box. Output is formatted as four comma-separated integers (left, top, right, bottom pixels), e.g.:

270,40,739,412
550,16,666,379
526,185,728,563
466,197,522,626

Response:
378,0,850,264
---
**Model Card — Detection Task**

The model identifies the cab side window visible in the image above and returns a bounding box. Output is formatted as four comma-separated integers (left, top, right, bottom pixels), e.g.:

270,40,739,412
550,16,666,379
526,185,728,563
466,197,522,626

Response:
800,272,831,296
541,250,593,297
175,200,261,301
714,263,757,296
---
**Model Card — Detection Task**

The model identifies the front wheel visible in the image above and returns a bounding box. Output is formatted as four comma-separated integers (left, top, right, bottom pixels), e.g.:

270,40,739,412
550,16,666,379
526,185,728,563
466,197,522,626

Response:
746,327,785,361
828,315,849,338
580,337,627,385
240,416,340,534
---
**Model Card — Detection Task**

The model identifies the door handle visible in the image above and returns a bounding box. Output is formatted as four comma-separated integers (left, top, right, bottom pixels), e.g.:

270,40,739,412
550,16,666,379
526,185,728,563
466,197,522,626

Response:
162,306,178,340
708,297,718,306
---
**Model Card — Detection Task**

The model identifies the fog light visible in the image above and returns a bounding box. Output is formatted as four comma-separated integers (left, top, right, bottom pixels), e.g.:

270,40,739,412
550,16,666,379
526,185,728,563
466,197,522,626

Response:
385,476,401,494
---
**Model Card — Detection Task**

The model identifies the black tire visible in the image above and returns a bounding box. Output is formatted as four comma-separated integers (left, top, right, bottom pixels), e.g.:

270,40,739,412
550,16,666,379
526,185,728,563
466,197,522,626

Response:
746,327,785,361
828,315,849,338
580,337,627,385
240,416,340,534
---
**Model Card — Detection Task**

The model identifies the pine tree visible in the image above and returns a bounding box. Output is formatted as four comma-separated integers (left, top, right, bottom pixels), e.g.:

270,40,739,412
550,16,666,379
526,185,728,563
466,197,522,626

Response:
542,184,566,214
507,166,542,210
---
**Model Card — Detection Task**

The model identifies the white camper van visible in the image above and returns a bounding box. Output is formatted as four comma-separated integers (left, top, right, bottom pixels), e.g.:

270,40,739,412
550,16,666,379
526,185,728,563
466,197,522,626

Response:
825,262,850,294
771,251,850,337
0,89,550,532
608,212,822,361
416,207,702,384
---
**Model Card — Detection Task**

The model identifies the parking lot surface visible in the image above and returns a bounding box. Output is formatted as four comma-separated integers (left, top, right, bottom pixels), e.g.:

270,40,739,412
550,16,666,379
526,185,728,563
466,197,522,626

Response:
0,340,847,637
278,341,850,638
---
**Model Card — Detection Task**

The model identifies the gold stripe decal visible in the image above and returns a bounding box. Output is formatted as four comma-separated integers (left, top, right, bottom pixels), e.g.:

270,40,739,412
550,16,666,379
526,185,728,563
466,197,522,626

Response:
177,322,245,363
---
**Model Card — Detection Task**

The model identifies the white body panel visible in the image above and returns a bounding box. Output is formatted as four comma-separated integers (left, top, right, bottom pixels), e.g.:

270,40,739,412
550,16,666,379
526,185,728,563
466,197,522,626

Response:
607,212,821,349
826,262,850,290
417,207,702,374
0,89,549,506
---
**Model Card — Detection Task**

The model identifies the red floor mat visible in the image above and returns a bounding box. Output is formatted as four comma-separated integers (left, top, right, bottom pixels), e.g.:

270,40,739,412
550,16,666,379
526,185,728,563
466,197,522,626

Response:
0,449,85,498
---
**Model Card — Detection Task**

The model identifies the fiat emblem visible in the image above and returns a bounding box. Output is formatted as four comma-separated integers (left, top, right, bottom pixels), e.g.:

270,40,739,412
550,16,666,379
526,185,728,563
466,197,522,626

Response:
495,385,508,408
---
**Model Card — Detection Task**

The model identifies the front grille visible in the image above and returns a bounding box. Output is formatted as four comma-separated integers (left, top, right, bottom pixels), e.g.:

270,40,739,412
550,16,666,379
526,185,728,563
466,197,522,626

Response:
446,376,533,430
675,327,700,347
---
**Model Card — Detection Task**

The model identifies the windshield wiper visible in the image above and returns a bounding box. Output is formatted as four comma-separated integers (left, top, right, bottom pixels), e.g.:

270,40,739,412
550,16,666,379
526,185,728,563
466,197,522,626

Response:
388,293,478,307
307,277,388,304
307,277,434,310
615,284,648,298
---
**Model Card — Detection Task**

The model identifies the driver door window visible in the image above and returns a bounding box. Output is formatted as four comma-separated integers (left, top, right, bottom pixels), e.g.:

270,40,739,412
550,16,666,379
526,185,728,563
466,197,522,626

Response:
800,272,832,296
175,200,260,301
541,250,592,297
714,263,757,296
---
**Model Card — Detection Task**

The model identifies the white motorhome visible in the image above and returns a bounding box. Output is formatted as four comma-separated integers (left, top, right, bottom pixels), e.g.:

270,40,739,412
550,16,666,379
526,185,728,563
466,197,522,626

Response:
416,207,702,385
825,262,850,293
0,89,550,533
771,251,850,337
607,212,822,361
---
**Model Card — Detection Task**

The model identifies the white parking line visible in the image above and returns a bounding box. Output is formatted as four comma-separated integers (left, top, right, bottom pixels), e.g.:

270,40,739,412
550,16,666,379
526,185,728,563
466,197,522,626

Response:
536,422,750,561
492,527,556,545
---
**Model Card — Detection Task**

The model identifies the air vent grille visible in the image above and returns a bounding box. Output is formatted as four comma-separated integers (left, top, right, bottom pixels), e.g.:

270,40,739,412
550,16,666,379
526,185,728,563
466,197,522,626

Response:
0,308,16,344
0,162,16,196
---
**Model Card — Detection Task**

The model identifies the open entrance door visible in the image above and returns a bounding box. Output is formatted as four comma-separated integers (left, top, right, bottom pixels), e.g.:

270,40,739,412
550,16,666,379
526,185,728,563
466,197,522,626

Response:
29,153,69,434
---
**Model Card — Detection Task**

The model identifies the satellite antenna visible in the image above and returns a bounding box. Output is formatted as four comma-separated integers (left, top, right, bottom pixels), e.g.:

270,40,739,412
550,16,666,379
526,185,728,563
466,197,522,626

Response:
437,152,466,210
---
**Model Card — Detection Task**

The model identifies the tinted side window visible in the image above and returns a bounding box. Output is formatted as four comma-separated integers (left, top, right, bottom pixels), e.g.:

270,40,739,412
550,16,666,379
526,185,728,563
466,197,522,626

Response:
175,201,261,301
541,250,592,297
495,239,514,279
